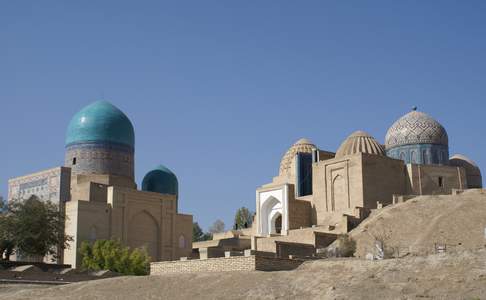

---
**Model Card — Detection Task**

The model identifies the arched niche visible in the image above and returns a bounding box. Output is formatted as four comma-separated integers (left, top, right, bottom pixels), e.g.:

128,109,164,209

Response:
331,174,347,212
127,210,159,261
260,196,282,235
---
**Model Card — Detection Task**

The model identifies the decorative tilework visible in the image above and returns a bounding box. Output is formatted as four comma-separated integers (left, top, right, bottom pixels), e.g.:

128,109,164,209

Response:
386,143,449,165
279,139,316,176
65,141,134,179
8,167,71,203
385,110,448,150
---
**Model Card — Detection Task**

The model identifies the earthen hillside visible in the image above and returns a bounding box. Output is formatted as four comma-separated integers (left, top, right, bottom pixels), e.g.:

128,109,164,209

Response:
348,189,486,258
3,190,486,300
3,250,486,300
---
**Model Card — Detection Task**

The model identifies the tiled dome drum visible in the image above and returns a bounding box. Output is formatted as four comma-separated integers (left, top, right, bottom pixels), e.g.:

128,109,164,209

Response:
64,101,135,180
385,109,449,165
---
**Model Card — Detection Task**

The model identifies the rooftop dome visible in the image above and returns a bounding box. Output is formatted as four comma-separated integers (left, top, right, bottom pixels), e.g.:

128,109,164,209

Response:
385,109,448,150
450,154,479,169
66,101,135,148
336,131,385,158
449,154,482,188
279,138,317,176
142,165,178,196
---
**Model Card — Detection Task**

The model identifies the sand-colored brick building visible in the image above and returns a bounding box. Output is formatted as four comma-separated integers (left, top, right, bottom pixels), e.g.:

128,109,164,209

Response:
251,108,482,254
8,101,193,267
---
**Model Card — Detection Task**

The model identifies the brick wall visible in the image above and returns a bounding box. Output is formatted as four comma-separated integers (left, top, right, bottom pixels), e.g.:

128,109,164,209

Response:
151,256,256,274
275,241,315,258
255,227,320,253
288,199,312,230
150,255,305,274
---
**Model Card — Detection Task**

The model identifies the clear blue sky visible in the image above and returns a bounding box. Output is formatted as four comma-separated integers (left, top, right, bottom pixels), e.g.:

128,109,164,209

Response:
1,1,485,231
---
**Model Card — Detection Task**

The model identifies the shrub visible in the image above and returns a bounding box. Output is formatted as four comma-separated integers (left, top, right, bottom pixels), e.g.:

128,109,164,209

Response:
79,239,150,275
335,234,357,257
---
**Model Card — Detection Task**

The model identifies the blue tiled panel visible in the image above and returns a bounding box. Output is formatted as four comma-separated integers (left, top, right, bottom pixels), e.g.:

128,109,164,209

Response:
65,141,134,179
296,153,313,196
386,143,449,165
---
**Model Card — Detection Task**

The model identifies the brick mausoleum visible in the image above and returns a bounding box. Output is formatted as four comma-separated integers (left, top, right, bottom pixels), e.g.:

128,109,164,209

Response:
8,101,193,268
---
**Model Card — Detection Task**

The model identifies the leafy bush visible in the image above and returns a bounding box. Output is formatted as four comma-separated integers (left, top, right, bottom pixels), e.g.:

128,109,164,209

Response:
79,239,150,275
335,234,357,257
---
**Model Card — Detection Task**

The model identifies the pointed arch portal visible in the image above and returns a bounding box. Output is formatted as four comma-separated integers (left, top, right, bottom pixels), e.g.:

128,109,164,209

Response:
127,210,159,261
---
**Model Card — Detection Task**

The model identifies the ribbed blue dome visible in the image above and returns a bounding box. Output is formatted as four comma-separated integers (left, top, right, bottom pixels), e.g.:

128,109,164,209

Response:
66,101,135,148
142,165,178,196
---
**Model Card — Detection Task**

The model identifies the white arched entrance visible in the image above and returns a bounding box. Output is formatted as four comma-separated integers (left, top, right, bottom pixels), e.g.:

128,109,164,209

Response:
256,185,289,236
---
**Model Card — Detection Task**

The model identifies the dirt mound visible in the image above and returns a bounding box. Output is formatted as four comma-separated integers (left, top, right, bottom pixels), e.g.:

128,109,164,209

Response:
348,190,486,258
4,191,486,299
3,249,486,300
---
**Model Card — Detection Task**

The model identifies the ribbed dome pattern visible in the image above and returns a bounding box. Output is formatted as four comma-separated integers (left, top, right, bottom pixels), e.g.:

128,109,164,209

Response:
336,131,385,158
279,138,317,176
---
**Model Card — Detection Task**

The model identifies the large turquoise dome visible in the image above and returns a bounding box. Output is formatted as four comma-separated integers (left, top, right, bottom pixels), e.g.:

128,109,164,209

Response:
65,101,135,148
142,165,178,196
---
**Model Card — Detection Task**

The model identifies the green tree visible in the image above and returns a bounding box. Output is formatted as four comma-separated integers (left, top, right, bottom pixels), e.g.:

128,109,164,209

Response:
7,196,72,259
0,196,5,213
234,207,253,230
79,239,150,275
0,198,15,260
192,222,212,242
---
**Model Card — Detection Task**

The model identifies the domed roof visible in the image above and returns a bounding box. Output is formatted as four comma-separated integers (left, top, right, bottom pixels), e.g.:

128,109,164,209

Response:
66,101,135,148
385,109,448,150
336,131,385,158
450,154,479,168
449,154,481,175
279,138,317,176
449,154,482,189
142,165,178,196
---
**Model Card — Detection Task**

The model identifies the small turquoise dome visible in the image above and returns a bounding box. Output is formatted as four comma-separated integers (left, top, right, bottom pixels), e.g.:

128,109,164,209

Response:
66,101,135,148
142,165,178,196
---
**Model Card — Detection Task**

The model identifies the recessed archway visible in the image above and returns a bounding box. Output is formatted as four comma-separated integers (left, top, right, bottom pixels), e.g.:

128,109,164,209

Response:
127,210,159,261
260,196,282,235
271,212,282,234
